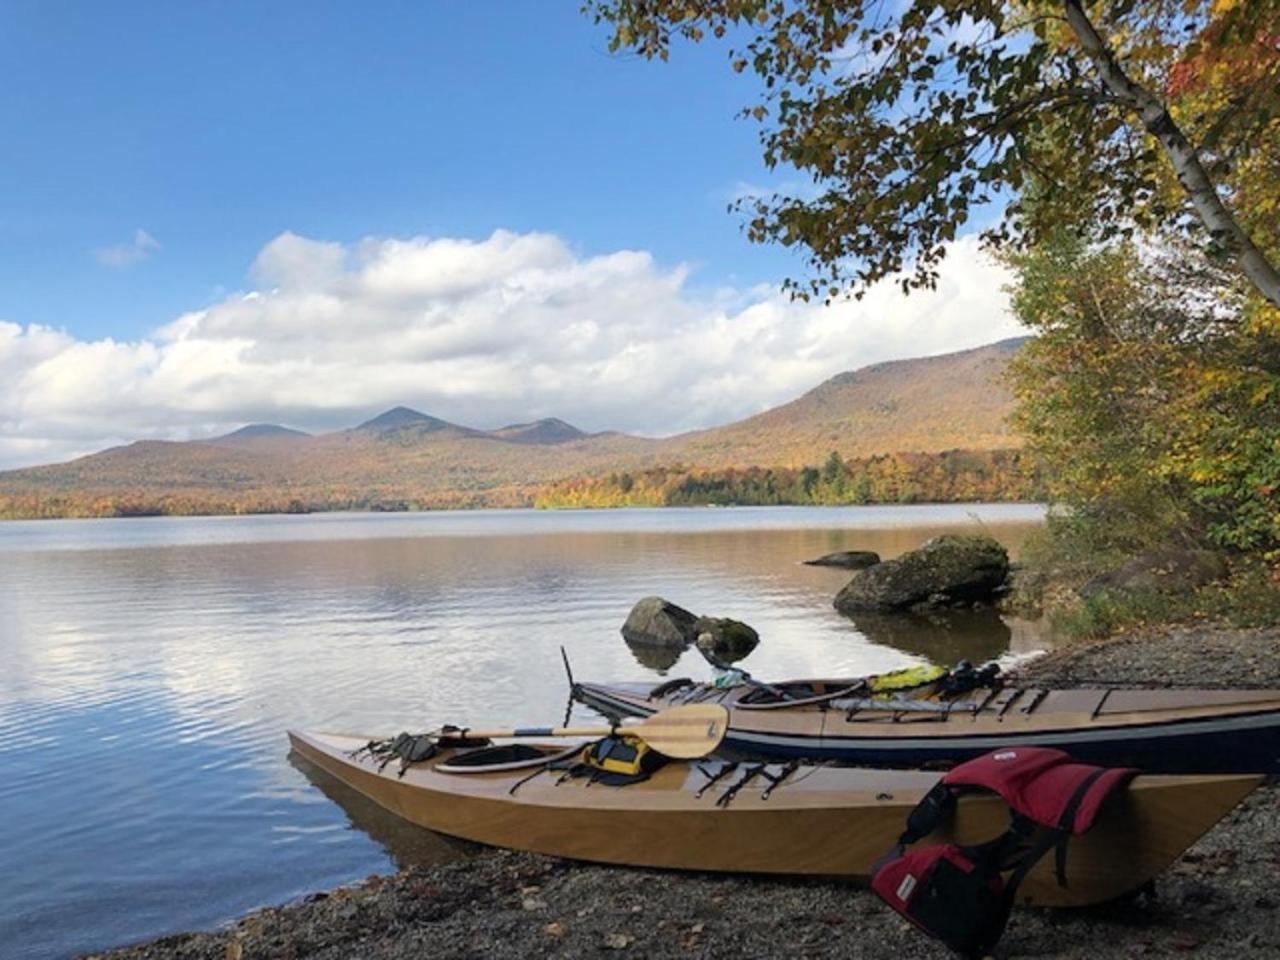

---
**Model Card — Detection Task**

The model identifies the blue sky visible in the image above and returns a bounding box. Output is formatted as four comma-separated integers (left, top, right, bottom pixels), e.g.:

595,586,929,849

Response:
0,2,1020,468
2,2,790,339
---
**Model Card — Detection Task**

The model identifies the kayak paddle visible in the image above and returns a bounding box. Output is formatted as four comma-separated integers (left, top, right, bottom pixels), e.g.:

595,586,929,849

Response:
439,703,728,759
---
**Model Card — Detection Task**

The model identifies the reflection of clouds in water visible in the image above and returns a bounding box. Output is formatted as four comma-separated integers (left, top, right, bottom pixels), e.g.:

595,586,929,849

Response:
0,507,1048,959
3,516,1053,745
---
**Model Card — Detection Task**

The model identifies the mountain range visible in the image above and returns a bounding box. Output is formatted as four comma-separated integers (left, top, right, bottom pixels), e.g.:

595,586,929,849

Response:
0,337,1028,516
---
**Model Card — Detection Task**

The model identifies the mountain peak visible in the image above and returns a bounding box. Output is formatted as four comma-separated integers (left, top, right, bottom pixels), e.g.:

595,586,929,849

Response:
211,423,310,445
355,407,441,431
489,418,587,445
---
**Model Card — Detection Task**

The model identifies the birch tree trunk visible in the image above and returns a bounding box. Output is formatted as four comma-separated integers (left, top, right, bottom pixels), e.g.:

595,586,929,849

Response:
1063,0,1280,308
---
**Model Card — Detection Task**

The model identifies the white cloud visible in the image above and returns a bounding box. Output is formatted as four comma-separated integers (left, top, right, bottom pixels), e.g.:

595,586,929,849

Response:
93,228,161,268
0,229,1024,469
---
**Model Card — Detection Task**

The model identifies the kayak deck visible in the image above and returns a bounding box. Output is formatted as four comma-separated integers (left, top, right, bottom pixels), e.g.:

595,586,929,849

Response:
575,679,1280,772
289,729,1261,907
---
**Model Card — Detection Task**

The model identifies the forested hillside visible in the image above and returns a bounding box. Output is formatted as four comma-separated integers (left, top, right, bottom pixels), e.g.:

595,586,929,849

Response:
0,339,1028,518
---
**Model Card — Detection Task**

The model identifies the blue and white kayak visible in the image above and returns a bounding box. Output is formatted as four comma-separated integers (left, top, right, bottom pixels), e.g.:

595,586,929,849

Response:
574,676,1280,773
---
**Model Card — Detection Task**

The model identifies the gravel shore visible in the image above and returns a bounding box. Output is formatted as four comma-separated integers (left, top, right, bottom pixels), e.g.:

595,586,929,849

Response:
92,625,1280,960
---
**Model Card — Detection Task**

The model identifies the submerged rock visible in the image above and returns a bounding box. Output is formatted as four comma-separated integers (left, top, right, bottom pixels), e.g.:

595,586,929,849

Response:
1079,548,1229,600
803,550,881,570
620,596,700,649
833,535,1010,613
693,617,760,663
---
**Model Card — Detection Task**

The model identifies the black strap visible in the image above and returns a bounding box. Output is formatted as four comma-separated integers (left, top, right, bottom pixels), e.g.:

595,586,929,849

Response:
1052,766,1110,886
1002,826,1065,909
1000,768,1110,903
694,762,739,798
898,783,956,845
939,831,1029,956
508,761,554,796
716,764,766,807
1056,766,1109,832
760,760,800,800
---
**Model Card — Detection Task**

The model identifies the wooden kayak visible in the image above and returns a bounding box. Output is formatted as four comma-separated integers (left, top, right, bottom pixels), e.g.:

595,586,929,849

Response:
573,677,1280,772
288,729,1261,907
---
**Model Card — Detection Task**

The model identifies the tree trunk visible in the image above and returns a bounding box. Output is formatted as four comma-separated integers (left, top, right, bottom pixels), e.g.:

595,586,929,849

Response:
1063,0,1280,308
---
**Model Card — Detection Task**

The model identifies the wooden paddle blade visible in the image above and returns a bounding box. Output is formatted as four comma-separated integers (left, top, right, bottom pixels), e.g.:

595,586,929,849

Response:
636,703,728,758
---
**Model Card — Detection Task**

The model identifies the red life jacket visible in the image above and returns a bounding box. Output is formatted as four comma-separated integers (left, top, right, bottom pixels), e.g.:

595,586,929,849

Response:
942,747,1137,835
871,747,1138,958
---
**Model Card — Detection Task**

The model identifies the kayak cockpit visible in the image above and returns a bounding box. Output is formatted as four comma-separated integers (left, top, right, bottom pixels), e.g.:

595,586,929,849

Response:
436,742,582,774
736,679,864,707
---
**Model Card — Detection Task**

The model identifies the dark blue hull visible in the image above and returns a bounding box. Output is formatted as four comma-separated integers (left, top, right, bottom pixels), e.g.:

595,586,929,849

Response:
721,714,1280,774
577,685,1280,775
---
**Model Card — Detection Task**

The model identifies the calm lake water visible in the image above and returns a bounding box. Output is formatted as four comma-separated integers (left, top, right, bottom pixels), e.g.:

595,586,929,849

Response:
0,504,1046,959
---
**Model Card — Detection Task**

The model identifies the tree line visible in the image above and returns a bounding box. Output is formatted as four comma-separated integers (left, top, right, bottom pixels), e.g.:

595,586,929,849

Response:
0,486,534,520
536,449,1037,509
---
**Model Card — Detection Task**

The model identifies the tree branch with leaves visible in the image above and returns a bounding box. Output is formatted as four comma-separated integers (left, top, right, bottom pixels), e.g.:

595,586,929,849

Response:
586,0,1280,307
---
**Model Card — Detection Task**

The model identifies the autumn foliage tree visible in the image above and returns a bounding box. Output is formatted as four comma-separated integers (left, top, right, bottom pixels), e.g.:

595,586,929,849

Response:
586,1,1280,308
1005,235,1280,554
534,449,1038,507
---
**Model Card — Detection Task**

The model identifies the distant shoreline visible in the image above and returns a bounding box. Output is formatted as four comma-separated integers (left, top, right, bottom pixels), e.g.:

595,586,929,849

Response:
0,496,1045,524
1,447,1041,521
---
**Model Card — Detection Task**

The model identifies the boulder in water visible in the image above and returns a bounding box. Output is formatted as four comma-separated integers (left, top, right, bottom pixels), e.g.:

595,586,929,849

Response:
693,617,760,663
803,550,881,570
833,535,1010,613
620,596,700,649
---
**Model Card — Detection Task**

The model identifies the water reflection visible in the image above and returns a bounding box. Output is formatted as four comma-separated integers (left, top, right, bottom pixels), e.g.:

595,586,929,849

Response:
289,751,478,869
624,638,684,672
0,505,1048,960
841,609,1013,666
623,632,757,674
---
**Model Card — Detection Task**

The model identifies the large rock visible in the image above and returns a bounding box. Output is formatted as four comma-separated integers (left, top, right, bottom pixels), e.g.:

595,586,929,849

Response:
620,596,700,649
833,534,1010,613
1079,548,1228,600
803,550,881,570
693,617,760,663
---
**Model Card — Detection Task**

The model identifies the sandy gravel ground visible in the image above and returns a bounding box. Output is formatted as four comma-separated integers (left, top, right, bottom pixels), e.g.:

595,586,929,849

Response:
91,625,1280,960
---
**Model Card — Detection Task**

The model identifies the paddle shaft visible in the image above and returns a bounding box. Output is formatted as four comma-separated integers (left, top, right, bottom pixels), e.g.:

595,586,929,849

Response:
436,703,729,759
449,724,617,739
